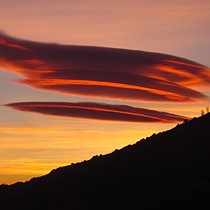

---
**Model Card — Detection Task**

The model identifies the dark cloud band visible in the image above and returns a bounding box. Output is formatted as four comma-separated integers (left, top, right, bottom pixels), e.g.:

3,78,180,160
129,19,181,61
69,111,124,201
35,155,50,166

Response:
5,102,189,123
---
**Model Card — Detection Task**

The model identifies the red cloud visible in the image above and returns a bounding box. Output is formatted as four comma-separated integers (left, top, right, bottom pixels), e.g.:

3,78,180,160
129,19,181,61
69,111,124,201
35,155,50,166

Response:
5,102,189,123
1,33,209,102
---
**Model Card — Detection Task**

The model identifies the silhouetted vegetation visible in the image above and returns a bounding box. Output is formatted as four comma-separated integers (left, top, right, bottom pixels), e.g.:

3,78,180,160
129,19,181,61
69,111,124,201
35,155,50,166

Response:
1,113,210,209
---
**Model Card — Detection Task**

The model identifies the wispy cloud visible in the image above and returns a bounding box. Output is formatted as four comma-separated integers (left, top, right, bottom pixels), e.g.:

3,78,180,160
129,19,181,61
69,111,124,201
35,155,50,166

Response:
5,102,189,123
1,33,209,102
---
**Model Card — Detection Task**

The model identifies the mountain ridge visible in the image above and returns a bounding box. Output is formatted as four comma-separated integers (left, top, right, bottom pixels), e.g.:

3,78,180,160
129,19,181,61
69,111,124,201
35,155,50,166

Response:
1,113,210,209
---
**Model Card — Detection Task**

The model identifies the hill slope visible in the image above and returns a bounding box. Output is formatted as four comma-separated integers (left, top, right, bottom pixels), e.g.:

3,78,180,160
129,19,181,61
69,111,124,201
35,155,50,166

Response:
1,114,210,209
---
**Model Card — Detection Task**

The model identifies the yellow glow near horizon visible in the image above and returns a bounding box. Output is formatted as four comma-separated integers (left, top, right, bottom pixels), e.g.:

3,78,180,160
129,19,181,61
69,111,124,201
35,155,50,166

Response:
0,122,171,184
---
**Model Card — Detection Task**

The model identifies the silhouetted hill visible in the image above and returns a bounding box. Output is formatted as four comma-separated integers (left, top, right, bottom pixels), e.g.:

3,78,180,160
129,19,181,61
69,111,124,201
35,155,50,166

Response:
1,114,210,210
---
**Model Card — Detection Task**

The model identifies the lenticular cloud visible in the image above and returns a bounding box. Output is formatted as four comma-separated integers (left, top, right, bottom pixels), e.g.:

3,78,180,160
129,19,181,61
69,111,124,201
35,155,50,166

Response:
1,33,210,123
6,102,189,123
0,33,209,102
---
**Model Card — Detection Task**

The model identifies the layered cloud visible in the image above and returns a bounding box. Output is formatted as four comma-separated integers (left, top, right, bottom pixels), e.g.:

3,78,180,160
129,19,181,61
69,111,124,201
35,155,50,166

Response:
1,33,210,123
1,33,210,102
5,102,189,123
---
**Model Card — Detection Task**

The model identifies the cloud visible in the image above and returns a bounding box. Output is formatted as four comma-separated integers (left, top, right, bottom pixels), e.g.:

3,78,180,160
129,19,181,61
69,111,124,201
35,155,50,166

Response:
5,102,189,123
0,33,209,102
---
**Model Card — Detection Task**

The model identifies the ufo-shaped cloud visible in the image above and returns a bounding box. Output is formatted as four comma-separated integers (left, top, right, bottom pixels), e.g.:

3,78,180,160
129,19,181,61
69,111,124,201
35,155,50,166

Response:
1,33,209,102
1,33,209,123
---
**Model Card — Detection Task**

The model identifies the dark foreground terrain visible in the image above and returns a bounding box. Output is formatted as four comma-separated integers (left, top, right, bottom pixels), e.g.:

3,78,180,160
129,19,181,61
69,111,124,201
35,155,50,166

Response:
1,114,210,210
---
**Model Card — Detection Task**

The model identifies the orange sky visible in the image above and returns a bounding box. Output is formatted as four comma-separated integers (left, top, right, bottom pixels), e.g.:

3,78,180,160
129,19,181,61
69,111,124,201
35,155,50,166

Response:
0,0,210,184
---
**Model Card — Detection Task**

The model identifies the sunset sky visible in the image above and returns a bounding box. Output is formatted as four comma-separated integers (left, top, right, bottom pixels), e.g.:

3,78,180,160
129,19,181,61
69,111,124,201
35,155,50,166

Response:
0,0,210,184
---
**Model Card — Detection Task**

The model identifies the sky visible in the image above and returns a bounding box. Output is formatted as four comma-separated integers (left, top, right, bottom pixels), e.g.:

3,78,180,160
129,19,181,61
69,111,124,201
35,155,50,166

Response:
0,0,210,184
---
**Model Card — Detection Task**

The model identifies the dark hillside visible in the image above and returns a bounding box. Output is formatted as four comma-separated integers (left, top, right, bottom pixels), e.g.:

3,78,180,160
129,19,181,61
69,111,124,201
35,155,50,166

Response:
1,114,210,210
